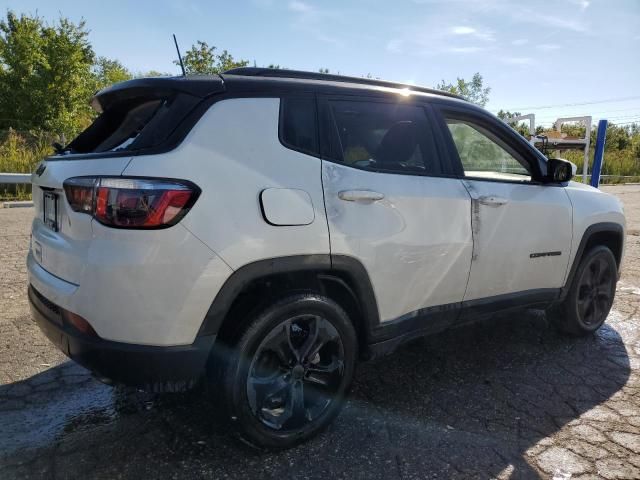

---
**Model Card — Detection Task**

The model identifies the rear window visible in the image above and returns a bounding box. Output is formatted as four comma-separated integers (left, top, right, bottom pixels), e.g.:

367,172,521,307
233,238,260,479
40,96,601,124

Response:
279,97,319,156
64,93,200,155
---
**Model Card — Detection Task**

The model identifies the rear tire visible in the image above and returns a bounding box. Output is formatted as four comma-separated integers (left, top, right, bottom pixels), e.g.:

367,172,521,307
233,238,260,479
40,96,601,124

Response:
215,293,357,449
548,245,617,336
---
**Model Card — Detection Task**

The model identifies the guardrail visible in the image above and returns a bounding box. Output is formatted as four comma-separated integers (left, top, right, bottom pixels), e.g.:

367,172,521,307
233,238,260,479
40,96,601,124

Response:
0,173,33,207
0,173,31,184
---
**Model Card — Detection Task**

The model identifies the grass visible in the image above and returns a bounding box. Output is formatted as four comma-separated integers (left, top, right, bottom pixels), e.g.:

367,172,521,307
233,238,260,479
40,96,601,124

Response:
0,129,53,201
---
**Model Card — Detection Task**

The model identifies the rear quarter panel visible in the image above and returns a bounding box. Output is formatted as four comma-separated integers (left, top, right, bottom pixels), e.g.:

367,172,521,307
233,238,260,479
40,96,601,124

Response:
122,97,331,269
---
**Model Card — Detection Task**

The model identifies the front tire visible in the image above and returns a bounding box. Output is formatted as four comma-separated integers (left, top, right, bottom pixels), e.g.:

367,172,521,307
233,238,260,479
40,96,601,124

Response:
218,293,357,449
549,245,617,336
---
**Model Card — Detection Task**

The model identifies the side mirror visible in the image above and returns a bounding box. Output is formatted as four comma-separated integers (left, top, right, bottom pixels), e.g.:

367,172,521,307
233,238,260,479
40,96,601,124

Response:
546,158,575,183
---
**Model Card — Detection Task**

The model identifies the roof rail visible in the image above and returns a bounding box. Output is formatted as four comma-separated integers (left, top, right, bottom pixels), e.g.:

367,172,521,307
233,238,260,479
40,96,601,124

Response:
223,67,466,101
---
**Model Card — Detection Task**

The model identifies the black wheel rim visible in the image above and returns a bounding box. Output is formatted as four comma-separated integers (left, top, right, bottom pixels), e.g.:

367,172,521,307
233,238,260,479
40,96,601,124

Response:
576,254,614,328
246,314,345,431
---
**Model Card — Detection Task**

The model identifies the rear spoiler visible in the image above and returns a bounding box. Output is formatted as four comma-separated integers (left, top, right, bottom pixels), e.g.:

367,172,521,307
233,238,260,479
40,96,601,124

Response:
92,75,226,112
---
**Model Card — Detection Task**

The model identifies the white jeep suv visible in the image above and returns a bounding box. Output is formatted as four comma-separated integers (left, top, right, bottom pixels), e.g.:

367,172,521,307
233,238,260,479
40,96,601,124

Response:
28,68,625,448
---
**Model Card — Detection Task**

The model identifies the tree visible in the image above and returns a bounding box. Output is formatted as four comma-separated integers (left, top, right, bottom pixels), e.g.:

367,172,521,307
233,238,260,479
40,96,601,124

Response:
139,70,172,77
0,11,96,136
94,56,132,90
176,40,248,75
496,110,521,120
436,72,490,107
496,110,532,137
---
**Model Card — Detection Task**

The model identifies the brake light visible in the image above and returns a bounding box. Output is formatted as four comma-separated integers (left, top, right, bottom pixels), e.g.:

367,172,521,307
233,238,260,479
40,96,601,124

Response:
63,177,95,213
63,177,199,229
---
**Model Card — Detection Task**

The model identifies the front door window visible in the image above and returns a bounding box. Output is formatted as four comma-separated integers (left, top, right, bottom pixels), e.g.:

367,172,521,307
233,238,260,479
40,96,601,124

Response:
446,119,531,182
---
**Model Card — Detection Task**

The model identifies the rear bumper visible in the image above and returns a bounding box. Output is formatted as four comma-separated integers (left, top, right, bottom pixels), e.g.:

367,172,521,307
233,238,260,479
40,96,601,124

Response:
29,285,215,391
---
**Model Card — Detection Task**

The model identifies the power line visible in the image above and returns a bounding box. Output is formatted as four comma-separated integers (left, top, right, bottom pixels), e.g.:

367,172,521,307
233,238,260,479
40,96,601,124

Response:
536,114,640,121
611,120,640,126
533,109,640,120
503,96,640,111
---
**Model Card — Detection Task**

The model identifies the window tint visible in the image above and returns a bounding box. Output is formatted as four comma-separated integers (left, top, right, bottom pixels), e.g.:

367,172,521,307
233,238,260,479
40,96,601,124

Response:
446,119,531,181
280,97,319,156
328,100,442,175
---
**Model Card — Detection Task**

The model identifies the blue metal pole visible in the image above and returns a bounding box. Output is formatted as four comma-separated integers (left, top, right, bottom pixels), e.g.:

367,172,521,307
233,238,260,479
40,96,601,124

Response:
590,119,608,188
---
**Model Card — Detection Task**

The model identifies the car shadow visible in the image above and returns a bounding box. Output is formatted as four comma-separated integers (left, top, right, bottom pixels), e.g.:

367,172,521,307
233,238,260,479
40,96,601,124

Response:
0,310,631,479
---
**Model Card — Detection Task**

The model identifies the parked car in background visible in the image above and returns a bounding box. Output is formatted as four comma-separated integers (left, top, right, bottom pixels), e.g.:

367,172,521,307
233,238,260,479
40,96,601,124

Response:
28,68,625,448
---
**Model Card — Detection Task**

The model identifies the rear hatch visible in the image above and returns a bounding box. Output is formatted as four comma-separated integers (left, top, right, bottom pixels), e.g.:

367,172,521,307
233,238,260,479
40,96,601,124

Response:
30,75,224,284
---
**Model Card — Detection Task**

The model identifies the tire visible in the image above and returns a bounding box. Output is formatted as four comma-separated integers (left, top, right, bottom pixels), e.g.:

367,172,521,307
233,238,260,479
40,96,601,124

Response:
216,293,358,449
548,245,617,336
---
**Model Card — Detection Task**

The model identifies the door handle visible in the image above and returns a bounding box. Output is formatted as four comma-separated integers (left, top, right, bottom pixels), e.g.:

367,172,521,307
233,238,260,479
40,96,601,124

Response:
477,195,508,207
338,190,385,203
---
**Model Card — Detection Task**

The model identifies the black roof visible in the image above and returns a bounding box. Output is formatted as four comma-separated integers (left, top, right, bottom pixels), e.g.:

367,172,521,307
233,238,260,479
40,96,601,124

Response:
91,68,467,111
223,67,466,101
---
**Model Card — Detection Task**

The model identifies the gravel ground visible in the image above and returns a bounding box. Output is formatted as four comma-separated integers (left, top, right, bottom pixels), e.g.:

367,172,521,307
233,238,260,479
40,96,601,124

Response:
1,185,640,479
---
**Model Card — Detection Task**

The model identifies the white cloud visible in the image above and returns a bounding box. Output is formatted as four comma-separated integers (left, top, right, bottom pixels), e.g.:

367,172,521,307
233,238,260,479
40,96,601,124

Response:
500,56,534,65
568,0,590,10
288,0,313,13
537,43,561,51
287,1,344,47
512,38,528,46
448,46,486,53
449,25,495,41
510,8,588,32
386,18,495,57
451,26,476,35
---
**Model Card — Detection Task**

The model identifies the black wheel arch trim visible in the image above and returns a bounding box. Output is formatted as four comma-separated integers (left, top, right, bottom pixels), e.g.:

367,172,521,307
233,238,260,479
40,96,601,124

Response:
559,221,624,300
197,254,381,339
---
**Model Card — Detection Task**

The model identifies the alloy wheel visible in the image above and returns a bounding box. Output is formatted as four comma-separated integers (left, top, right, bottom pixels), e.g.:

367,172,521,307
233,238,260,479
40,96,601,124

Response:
576,253,615,328
246,314,345,431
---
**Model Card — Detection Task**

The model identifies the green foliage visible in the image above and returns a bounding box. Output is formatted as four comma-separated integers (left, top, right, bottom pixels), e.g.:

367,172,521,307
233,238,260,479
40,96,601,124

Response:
0,128,52,173
497,110,536,137
436,72,490,107
94,56,132,89
0,128,53,199
0,11,96,137
536,122,640,183
140,70,171,77
176,40,249,75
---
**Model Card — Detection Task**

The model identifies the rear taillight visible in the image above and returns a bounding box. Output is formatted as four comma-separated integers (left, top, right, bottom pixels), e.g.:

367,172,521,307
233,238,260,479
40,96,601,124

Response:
63,177,199,229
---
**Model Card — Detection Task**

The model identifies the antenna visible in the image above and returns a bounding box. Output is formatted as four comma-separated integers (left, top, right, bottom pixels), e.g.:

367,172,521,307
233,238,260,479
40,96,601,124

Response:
173,34,186,76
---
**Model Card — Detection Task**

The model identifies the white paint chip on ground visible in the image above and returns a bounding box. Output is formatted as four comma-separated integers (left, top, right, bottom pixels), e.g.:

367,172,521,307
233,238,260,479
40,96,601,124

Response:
618,281,640,295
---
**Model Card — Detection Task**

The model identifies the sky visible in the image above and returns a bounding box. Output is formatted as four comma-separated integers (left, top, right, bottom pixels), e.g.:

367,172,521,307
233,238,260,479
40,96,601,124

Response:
3,0,640,126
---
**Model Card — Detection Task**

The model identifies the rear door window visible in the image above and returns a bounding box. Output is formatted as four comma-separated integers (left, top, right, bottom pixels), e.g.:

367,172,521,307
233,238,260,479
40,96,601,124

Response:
279,96,319,156
325,99,445,175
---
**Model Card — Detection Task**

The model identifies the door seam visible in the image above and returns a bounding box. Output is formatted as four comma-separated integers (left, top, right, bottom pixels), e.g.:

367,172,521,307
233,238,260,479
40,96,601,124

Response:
460,179,476,302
